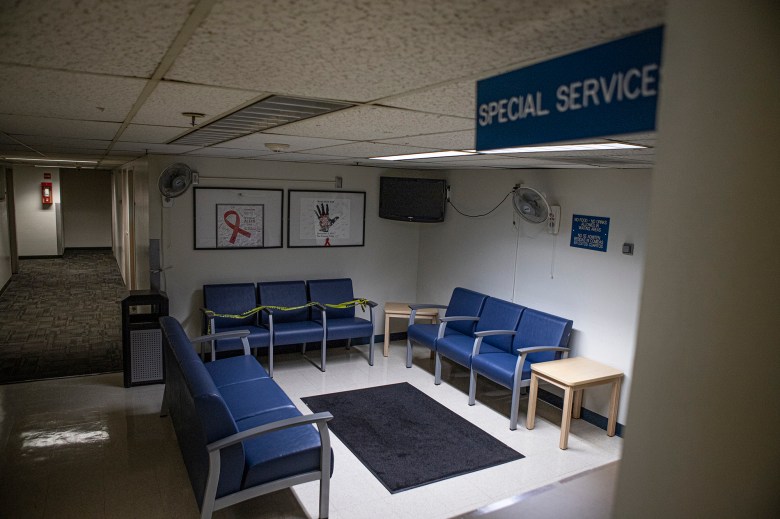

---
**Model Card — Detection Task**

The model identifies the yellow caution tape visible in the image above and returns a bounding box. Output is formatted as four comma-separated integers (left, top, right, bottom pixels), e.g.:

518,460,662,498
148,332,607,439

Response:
204,299,370,333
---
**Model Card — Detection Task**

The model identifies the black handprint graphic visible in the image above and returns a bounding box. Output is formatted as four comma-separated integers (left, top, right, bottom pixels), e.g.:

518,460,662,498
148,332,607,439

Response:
315,203,339,232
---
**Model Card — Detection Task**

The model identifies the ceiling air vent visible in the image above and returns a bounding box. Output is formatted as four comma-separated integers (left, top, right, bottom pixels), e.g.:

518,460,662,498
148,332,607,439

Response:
170,95,353,147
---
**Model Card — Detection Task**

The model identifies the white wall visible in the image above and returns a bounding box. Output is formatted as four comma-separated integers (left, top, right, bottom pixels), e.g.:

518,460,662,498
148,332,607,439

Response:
13,165,60,256
614,1,780,516
0,167,13,289
417,168,651,423
61,169,112,248
146,155,424,336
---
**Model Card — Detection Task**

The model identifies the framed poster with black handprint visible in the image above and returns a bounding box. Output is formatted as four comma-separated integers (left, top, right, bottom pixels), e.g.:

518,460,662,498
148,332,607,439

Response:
288,190,365,247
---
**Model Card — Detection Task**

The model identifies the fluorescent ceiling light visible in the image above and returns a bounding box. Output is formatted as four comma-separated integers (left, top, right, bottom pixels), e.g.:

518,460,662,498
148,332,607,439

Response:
371,150,477,161
3,157,98,163
479,143,645,154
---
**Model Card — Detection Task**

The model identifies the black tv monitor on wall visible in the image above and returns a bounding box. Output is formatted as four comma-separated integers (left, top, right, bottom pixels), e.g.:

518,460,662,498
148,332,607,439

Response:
379,177,446,223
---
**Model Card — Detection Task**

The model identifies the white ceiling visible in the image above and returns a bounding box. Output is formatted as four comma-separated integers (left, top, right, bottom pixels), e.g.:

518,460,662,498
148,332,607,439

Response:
0,0,666,170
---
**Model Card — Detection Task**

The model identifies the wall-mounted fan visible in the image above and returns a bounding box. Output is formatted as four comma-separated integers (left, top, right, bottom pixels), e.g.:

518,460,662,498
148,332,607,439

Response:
158,162,196,206
512,185,561,234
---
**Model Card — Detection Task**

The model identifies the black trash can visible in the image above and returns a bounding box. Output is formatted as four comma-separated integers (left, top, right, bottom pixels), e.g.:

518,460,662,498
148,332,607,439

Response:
121,291,169,388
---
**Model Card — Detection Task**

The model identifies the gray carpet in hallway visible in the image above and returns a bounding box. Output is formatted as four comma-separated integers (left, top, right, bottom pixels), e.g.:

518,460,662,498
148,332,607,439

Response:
0,250,128,383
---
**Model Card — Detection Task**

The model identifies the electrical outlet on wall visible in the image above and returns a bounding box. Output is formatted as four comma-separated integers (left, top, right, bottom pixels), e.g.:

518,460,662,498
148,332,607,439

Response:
548,205,561,235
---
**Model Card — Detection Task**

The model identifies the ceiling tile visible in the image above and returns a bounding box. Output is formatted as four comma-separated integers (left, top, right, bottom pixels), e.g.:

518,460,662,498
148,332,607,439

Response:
312,142,438,158
9,135,111,150
215,133,353,152
183,147,268,158
166,0,664,102
0,65,145,122
379,79,476,118
132,82,265,127
119,124,187,144
112,142,201,154
271,106,471,141
0,0,196,77
377,130,475,150
0,114,121,140
254,152,346,163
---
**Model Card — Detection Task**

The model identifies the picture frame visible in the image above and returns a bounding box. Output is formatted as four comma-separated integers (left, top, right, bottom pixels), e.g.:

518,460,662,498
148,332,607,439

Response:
288,190,366,247
194,187,283,249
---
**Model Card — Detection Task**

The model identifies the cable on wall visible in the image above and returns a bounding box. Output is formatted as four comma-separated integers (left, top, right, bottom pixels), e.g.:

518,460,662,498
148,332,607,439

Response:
447,190,513,218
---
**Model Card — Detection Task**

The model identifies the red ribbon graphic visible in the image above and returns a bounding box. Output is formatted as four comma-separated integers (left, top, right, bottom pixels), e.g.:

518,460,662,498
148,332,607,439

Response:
223,210,251,244
324,238,331,247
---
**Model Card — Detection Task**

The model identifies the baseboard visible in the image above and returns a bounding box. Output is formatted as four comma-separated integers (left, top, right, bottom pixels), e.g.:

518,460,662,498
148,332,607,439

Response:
64,247,112,252
537,387,625,438
19,255,62,259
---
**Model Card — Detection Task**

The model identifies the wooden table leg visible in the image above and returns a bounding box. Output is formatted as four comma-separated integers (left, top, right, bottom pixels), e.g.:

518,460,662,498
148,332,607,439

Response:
526,373,539,430
607,377,621,437
572,389,583,419
383,314,391,357
560,386,574,450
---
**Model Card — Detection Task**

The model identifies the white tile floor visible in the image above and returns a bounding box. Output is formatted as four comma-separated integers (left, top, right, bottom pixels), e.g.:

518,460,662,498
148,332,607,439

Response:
0,341,621,518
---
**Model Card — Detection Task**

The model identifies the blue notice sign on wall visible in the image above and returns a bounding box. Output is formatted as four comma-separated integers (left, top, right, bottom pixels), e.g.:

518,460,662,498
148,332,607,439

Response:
476,26,663,151
571,215,610,252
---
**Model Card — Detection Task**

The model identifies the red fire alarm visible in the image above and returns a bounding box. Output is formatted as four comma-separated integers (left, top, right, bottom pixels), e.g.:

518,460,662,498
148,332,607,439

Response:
41,182,53,205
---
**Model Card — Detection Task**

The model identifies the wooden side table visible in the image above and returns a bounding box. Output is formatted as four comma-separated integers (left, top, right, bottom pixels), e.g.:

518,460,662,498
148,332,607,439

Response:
383,302,439,357
526,357,623,450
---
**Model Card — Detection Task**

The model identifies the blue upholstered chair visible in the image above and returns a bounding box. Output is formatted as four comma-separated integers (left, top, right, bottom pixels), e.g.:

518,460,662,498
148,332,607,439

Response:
307,278,377,368
469,308,573,430
405,287,488,368
258,281,326,374
434,297,524,385
202,283,270,363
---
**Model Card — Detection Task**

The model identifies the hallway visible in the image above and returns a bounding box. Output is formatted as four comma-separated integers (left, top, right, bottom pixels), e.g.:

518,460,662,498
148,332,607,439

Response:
0,250,128,384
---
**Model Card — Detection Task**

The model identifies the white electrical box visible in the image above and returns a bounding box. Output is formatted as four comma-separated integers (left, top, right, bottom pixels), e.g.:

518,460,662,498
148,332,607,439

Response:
548,205,561,235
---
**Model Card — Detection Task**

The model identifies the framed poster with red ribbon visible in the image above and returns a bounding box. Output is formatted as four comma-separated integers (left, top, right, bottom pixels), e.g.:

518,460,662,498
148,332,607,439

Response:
194,187,283,249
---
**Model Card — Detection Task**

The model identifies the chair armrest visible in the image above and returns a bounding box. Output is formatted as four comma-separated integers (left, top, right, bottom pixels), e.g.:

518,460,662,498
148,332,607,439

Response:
515,347,572,381
517,346,571,355
440,315,480,323
200,306,215,317
365,300,378,308
261,307,274,315
471,330,516,357
311,302,326,310
207,412,334,452
475,329,516,337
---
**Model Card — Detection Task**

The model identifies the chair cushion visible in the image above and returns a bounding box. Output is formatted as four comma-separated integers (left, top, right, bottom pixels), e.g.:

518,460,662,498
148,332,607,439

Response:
205,355,270,388
203,283,258,328
436,333,476,368
407,322,458,350
258,281,310,324
471,352,530,388
270,320,324,346
239,408,330,488
308,278,356,319
444,287,488,336
320,317,373,341
213,325,270,352
219,378,296,421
